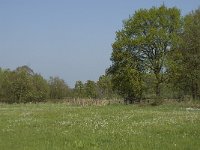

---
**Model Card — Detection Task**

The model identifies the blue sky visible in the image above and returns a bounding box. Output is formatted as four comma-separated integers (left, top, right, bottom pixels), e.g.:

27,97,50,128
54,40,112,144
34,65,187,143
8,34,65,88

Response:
0,0,199,87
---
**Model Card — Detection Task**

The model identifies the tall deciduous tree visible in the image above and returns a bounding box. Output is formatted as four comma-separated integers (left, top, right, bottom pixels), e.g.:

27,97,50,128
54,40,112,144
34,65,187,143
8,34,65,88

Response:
108,5,182,101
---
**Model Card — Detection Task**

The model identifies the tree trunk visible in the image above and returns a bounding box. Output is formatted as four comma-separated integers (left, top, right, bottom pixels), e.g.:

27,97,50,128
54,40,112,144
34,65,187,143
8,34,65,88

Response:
154,72,162,105
154,71,162,98
192,82,198,100
155,82,161,98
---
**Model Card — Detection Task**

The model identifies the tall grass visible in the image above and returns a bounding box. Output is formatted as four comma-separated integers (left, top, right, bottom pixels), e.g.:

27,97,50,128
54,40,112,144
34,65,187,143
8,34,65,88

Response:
0,103,200,150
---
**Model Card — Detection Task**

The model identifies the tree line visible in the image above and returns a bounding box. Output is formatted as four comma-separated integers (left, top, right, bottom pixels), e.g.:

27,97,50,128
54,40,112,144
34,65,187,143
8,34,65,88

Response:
107,5,200,104
73,75,119,100
0,66,119,103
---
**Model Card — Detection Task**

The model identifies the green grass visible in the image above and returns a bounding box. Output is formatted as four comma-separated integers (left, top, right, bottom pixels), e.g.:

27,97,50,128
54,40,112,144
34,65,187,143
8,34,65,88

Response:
0,103,200,150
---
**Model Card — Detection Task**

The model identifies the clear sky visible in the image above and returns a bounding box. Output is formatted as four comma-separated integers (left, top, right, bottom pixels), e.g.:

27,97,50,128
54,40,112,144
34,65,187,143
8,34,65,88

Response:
0,0,199,87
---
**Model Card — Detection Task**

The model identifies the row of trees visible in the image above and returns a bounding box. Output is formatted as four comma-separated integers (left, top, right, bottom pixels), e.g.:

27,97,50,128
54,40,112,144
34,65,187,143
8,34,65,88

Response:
0,66,118,103
108,5,200,103
0,66,70,103
73,75,119,99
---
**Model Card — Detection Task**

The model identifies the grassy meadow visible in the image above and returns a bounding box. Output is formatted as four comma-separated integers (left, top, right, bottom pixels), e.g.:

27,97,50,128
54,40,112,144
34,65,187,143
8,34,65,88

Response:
0,103,200,150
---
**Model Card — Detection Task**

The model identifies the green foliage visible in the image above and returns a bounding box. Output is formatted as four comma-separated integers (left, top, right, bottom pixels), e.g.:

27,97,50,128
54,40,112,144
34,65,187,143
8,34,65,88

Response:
108,5,182,102
74,80,85,98
48,76,70,99
97,75,116,99
180,8,200,100
107,50,143,101
0,69,12,102
0,66,73,103
168,8,200,100
10,68,34,103
32,74,50,102
0,66,50,103
73,77,119,100
84,80,98,99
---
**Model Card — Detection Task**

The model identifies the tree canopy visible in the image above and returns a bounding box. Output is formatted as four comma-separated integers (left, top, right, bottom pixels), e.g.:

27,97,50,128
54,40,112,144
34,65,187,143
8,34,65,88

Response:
108,5,182,102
